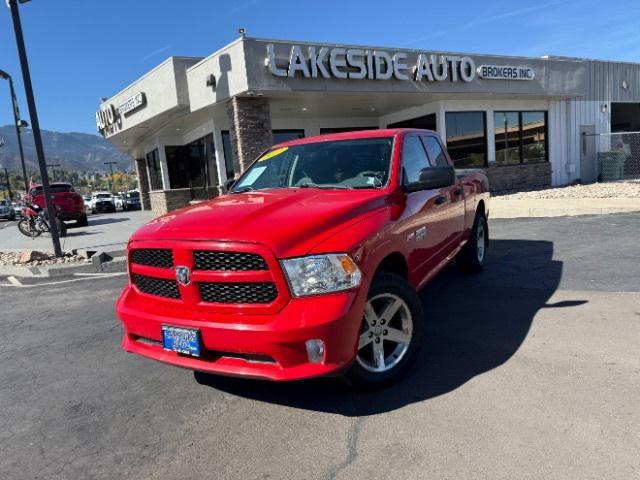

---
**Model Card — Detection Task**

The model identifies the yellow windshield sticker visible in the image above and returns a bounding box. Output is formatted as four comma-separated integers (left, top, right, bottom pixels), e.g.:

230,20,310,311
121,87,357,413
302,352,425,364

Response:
259,147,288,162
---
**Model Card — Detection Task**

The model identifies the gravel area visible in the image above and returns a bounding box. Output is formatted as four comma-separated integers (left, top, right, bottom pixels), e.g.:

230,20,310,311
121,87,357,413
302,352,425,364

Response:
0,251,89,267
497,180,640,199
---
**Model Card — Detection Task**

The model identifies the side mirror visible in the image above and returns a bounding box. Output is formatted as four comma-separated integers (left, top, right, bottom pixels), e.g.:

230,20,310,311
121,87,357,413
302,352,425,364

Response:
224,177,236,193
405,166,455,193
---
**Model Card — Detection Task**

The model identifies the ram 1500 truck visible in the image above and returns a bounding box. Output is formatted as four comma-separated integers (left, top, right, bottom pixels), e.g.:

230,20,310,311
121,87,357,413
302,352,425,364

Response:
116,129,490,388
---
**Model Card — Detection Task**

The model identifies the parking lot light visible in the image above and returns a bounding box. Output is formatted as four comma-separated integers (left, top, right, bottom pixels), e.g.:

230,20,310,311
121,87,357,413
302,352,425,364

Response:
0,69,30,194
6,0,62,256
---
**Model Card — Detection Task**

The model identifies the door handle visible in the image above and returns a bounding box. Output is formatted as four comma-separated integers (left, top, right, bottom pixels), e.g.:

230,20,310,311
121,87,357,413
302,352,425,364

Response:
435,195,447,205
453,187,463,196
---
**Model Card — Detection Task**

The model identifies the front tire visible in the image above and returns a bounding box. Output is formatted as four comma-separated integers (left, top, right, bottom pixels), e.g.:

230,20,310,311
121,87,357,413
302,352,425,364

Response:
343,272,424,389
17,218,39,237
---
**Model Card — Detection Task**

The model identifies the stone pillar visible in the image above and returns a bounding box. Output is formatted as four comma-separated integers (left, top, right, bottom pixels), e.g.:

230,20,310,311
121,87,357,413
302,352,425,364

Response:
225,96,273,174
134,158,151,210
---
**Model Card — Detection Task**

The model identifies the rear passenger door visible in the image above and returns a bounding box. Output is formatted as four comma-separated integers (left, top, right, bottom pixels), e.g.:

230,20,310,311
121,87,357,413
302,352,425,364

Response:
401,134,449,282
421,134,466,251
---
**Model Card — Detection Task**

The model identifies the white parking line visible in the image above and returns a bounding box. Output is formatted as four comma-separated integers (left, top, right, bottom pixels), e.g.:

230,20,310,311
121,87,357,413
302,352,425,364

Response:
0,272,127,288
7,276,22,286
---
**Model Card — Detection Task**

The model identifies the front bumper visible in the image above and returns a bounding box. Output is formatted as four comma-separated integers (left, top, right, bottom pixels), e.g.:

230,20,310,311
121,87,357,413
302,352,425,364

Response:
116,285,366,381
94,203,115,212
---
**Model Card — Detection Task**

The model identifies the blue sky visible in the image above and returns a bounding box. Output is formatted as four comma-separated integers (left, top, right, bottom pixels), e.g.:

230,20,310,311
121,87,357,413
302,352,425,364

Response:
0,0,639,134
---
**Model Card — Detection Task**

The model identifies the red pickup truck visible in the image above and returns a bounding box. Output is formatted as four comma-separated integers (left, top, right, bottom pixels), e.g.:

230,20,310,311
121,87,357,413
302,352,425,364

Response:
27,182,88,227
117,129,489,388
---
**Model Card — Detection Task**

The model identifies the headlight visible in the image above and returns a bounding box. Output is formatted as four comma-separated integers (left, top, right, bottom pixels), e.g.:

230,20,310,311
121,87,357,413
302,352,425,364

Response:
281,254,362,297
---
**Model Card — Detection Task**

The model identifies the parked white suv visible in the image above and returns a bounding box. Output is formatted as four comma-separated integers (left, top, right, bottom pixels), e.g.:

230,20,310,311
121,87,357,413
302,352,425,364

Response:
0,199,16,221
89,192,116,214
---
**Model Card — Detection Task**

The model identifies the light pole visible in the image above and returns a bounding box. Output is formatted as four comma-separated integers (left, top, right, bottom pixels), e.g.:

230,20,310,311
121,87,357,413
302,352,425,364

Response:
0,138,11,201
0,69,30,194
104,161,117,193
7,0,62,256
47,163,60,182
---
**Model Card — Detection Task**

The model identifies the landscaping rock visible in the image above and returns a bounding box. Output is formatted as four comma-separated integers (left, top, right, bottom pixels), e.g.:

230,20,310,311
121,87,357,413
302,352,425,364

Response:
18,250,51,264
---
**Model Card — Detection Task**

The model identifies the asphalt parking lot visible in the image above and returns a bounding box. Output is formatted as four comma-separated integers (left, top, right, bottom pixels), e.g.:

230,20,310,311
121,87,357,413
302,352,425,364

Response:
1,213,638,479
0,210,155,252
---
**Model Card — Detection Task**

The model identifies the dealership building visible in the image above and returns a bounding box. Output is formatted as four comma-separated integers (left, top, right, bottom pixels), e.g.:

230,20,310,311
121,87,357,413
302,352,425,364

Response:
97,35,640,214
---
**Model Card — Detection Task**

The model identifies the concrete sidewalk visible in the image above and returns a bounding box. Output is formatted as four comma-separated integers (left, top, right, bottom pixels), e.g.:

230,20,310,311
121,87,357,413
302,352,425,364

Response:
0,210,156,253
491,197,640,218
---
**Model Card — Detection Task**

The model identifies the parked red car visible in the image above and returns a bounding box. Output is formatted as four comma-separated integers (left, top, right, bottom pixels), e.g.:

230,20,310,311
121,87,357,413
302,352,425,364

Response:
116,129,490,388
27,182,88,227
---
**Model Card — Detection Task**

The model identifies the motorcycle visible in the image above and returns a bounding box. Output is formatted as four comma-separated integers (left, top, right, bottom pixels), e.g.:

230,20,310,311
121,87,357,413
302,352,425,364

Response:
17,203,67,238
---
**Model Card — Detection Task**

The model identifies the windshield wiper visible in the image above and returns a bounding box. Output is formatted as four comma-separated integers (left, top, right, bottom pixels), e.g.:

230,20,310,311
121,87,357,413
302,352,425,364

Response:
298,183,352,190
230,186,254,194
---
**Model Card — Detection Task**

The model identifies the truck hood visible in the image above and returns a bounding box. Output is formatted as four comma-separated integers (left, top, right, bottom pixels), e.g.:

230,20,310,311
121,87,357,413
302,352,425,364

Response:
131,188,388,257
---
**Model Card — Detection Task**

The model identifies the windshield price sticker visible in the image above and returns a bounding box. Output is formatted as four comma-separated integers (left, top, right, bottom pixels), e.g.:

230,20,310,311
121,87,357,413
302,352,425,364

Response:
259,147,288,162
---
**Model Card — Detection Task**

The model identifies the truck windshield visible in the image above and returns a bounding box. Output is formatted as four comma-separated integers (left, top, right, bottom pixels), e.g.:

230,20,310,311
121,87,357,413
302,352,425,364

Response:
231,137,393,193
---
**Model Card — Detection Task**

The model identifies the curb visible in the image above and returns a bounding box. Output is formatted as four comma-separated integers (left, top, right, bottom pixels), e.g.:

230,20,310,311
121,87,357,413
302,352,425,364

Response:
0,250,127,278
490,198,640,219
491,207,640,219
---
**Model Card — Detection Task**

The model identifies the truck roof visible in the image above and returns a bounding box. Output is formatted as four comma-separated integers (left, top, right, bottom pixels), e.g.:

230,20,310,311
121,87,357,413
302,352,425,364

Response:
272,128,437,149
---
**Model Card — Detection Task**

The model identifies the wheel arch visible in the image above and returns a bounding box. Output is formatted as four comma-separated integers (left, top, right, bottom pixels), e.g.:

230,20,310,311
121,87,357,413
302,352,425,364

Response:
373,251,409,281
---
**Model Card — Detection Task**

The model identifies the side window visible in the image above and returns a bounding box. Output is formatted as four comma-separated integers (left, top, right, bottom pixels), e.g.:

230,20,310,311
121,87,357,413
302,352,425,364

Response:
422,135,449,167
402,135,430,184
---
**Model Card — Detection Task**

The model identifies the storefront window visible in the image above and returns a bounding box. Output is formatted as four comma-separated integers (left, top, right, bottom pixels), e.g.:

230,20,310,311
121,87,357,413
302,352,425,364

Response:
272,129,304,144
445,112,487,168
221,130,235,179
165,134,211,191
494,111,547,165
146,149,163,191
522,112,547,163
494,112,521,165
389,114,436,131
320,127,377,135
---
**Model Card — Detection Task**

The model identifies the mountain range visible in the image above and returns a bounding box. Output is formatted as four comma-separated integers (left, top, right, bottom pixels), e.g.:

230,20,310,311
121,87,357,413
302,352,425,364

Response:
0,125,133,173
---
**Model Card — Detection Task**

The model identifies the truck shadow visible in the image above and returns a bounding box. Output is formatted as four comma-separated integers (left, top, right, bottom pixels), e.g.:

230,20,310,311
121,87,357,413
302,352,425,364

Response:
195,239,579,416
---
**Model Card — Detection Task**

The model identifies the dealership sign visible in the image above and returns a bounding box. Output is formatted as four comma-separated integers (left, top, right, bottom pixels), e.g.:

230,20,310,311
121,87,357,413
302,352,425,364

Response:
477,65,535,80
117,92,146,115
266,45,536,84
266,44,477,82
96,92,146,136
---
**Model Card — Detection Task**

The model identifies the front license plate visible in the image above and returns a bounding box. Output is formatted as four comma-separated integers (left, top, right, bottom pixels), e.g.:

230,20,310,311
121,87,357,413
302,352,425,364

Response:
161,326,201,357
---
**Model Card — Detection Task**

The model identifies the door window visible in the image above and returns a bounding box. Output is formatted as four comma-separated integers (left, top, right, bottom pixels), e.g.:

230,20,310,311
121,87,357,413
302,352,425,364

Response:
422,135,449,167
402,135,430,184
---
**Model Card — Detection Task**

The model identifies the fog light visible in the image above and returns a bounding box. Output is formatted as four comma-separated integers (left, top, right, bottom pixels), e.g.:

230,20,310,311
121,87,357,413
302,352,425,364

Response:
305,339,325,364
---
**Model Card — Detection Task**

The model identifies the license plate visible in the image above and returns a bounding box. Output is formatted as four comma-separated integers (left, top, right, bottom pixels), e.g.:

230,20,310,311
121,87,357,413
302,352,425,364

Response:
161,326,201,357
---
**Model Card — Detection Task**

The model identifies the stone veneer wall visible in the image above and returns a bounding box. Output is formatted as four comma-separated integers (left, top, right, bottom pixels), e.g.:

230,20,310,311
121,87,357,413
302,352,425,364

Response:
134,158,151,210
485,162,552,193
225,96,273,173
148,187,222,215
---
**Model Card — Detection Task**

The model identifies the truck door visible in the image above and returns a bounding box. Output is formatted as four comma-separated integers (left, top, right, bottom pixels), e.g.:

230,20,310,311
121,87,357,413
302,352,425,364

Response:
421,134,466,252
400,134,449,281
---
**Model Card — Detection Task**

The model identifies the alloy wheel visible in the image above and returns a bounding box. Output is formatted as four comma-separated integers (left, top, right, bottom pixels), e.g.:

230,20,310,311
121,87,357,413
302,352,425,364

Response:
356,293,413,373
477,220,486,263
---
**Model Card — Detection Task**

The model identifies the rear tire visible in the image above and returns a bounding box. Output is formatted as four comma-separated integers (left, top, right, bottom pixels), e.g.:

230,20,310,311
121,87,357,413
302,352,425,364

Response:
343,272,424,390
457,211,488,273
77,214,88,227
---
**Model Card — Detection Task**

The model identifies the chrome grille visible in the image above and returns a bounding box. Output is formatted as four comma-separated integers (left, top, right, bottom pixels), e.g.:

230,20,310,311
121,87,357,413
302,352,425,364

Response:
133,274,180,299
193,251,268,271
198,282,278,304
131,249,173,268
